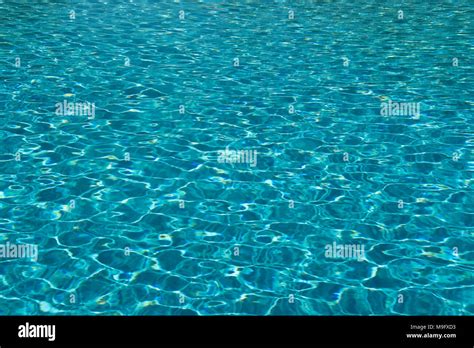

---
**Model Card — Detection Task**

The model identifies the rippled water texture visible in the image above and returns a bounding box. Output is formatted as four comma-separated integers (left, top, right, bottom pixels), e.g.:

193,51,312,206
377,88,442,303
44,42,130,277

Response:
0,0,473,315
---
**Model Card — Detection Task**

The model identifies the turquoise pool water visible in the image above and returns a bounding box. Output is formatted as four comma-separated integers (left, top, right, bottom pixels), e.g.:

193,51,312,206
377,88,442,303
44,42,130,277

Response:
0,0,473,315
